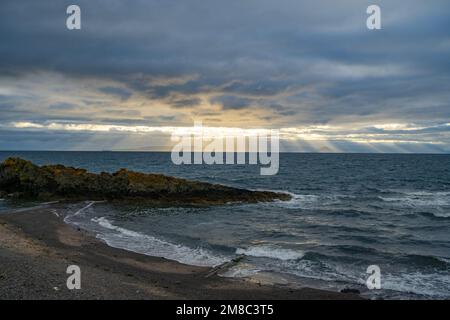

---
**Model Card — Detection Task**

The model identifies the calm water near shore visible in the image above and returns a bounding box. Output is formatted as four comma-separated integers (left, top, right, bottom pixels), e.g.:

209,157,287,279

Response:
1,151,449,299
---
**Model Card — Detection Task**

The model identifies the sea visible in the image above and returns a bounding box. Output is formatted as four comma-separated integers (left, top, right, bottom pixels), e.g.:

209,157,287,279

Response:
0,151,449,299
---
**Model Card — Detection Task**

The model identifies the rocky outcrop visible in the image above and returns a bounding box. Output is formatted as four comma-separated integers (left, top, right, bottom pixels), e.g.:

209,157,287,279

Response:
0,158,291,205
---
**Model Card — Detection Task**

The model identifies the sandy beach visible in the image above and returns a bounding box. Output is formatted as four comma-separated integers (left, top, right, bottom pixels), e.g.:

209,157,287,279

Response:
0,203,361,300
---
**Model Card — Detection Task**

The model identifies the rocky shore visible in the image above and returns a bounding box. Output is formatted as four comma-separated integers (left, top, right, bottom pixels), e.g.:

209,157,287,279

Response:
0,204,362,300
0,158,290,205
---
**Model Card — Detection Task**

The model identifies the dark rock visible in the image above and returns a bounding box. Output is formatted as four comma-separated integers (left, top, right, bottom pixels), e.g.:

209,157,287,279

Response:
340,288,361,294
0,158,291,205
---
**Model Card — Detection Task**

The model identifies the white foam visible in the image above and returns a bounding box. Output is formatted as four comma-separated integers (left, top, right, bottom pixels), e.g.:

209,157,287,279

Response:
380,190,450,215
402,191,450,197
431,211,450,218
437,257,450,264
271,191,343,209
273,194,319,209
283,258,450,298
91,217,229,267
380,196,449,206
382,271,450,298
236,245,304,261
221,264,261,278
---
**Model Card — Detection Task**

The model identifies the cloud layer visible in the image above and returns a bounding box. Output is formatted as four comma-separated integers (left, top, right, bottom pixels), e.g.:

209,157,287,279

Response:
0,0,449,152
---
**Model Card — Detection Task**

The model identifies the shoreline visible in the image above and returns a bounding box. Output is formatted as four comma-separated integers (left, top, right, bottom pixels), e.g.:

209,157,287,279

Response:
0,203,362,300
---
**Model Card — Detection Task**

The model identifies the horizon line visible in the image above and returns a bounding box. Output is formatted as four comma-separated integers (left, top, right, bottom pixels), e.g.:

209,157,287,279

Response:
0,150,449,155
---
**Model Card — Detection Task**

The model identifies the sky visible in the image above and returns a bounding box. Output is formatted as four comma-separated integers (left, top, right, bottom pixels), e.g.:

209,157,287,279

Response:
0,0,449,152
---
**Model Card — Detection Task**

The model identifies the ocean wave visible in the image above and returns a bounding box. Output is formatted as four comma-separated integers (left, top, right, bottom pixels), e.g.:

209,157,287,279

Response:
422,211,450,218
378,190,450,218
400,191,450,197
437,256,450,265
275,255,450,298
272,193,342,209
380,196,450,207
236,245,305,261
380,190,450,200
403,254,450,269
382,271,450,298
91,217,230,267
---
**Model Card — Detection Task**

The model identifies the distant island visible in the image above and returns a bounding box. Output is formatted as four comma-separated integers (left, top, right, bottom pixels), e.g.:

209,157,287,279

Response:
0,158,291,205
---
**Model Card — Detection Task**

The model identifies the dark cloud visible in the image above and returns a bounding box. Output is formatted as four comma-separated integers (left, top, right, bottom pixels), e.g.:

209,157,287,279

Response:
210,95,253,110
98,86,132,101
48,102,77,110
0,0,449,150
168,97,201,109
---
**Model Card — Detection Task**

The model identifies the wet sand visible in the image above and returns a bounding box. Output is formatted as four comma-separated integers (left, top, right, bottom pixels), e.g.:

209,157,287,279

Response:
0,204,361,300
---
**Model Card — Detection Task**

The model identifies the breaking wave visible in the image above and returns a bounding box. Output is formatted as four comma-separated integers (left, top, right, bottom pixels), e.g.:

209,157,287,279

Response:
91,217,230,267
236,245,305,261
